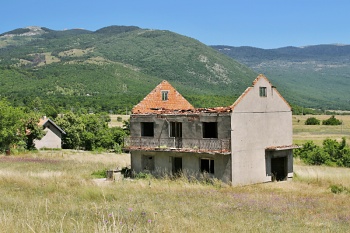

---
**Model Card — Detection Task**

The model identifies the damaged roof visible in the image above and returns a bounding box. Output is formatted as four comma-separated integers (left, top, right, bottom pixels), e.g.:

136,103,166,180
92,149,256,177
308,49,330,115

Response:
132,80,194,114
132,75,291,115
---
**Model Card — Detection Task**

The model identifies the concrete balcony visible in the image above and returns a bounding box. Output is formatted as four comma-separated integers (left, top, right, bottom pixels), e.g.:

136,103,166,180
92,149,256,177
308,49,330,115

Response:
123,137,231,154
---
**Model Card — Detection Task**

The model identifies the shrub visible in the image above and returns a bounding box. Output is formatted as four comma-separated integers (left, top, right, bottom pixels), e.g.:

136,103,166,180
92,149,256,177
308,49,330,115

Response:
330,184,349,194
322,115,342,125
297,138,350,167
91,168,108,178
305,117,320,125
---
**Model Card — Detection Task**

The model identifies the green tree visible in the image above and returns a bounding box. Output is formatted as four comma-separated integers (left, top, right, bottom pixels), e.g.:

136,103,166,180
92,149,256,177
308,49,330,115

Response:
0,99,45,152
24,113,46,149
305,117,320,125
0,99,26,151
322,115,342,125
55,112,84,149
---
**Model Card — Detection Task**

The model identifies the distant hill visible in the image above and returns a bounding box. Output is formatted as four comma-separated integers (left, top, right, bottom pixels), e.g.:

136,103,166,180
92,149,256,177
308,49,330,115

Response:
212,45,350,110
0,26,257,113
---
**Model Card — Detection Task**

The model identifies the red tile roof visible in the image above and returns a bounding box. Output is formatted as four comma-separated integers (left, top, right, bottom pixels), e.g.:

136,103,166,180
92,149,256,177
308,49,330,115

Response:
132,80,194,114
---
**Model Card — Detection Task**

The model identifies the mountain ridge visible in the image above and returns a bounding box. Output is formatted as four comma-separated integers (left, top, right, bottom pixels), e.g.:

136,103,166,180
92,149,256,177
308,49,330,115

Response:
0,26,257,113
212,44,350,110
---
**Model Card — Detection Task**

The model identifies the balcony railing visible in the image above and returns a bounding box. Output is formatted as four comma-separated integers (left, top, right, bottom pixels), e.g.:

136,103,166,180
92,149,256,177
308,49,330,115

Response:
123,137,231,153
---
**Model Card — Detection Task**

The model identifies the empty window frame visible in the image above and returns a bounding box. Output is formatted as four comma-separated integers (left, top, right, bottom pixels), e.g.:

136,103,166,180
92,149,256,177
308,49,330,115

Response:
202,122,218,138
200,158,214,174
162,90,169,101
170,122,182,138
259,87,267,97
141,122,154,137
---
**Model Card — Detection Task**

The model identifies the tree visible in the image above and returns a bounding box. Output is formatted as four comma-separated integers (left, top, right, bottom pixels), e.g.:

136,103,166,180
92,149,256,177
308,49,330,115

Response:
0,99,45,152
305,117,320,125
55,112,84,149
24,113,46,150
0,99,25,151
322,115,342,125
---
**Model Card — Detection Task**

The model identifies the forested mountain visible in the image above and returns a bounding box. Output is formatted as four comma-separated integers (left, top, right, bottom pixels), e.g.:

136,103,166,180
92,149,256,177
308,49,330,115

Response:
212,45,350,111
0,26,256,114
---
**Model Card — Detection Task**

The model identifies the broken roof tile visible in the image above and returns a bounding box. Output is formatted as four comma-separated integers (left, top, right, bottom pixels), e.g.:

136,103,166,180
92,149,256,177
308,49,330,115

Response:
132,80,194,114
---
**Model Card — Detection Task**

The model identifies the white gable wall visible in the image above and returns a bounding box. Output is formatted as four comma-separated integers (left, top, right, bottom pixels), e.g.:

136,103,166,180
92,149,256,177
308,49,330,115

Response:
230,76,292,185
34,123,62,149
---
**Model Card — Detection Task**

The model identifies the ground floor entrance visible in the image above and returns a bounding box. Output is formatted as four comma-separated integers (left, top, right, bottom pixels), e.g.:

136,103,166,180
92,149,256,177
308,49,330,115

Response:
265,148,294,182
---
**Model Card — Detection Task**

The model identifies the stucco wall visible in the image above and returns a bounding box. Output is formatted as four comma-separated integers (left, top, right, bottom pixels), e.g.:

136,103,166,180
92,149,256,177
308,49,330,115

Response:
130,150,231,183
130,113,231,140
34,123,62,149
230,76,293,185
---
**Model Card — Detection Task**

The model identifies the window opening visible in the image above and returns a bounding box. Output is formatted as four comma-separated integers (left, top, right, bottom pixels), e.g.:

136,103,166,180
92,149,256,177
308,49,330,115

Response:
142,155,155,171
170,122,182,138
162,91,169,101
200,158,214,174
203,122,218,138
141,122,154,137
259,87,267,97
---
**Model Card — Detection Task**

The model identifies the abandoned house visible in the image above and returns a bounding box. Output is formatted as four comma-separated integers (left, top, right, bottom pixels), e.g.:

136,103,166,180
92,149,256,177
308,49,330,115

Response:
125,75,295,185
34,116,66,149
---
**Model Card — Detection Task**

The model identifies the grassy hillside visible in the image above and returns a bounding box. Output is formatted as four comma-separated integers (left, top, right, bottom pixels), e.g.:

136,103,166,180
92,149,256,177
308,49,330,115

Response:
0,26,257,113
213,45,350,110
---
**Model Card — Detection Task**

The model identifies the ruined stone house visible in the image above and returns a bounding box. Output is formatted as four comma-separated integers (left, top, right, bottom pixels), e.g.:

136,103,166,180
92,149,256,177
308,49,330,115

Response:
125,75,295,185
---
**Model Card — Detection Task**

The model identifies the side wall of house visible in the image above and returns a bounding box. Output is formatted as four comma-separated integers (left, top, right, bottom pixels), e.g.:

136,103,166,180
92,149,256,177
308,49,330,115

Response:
34,124,62,149
130,150,231,183
230,77,293,185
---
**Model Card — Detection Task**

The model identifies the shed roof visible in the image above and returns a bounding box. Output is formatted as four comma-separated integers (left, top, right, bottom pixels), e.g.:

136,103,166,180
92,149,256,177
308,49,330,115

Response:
39,117,66,134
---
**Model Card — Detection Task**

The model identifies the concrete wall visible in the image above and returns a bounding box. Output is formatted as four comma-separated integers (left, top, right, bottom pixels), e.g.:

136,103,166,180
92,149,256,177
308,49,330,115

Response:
34,123,62,149
130,113,231,140
130,150,231,183
230,76,293,185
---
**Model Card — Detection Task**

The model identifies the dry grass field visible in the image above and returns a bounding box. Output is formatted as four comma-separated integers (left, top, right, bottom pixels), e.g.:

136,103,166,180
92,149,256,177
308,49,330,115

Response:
0,114,349,232
0,150,350,232
293,114,350,145
109,115,130,128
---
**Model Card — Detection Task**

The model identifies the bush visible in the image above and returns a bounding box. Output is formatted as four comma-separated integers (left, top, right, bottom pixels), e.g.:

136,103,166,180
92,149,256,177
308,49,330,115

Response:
305,117,320,125
91,169,108,178
330,184,349,194
322,115,342,125
296,138,350,167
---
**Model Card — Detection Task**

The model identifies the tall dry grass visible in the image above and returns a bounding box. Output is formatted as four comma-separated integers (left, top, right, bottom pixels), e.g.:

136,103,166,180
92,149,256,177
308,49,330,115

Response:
0,151,350,232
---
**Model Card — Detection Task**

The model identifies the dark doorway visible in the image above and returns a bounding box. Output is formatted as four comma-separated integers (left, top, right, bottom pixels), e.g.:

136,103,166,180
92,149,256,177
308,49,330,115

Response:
170,122,182,148
173,157,182,175
271,157,287,181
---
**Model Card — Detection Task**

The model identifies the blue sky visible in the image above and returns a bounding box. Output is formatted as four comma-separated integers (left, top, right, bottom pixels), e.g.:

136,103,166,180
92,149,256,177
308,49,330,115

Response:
2,0,349,49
